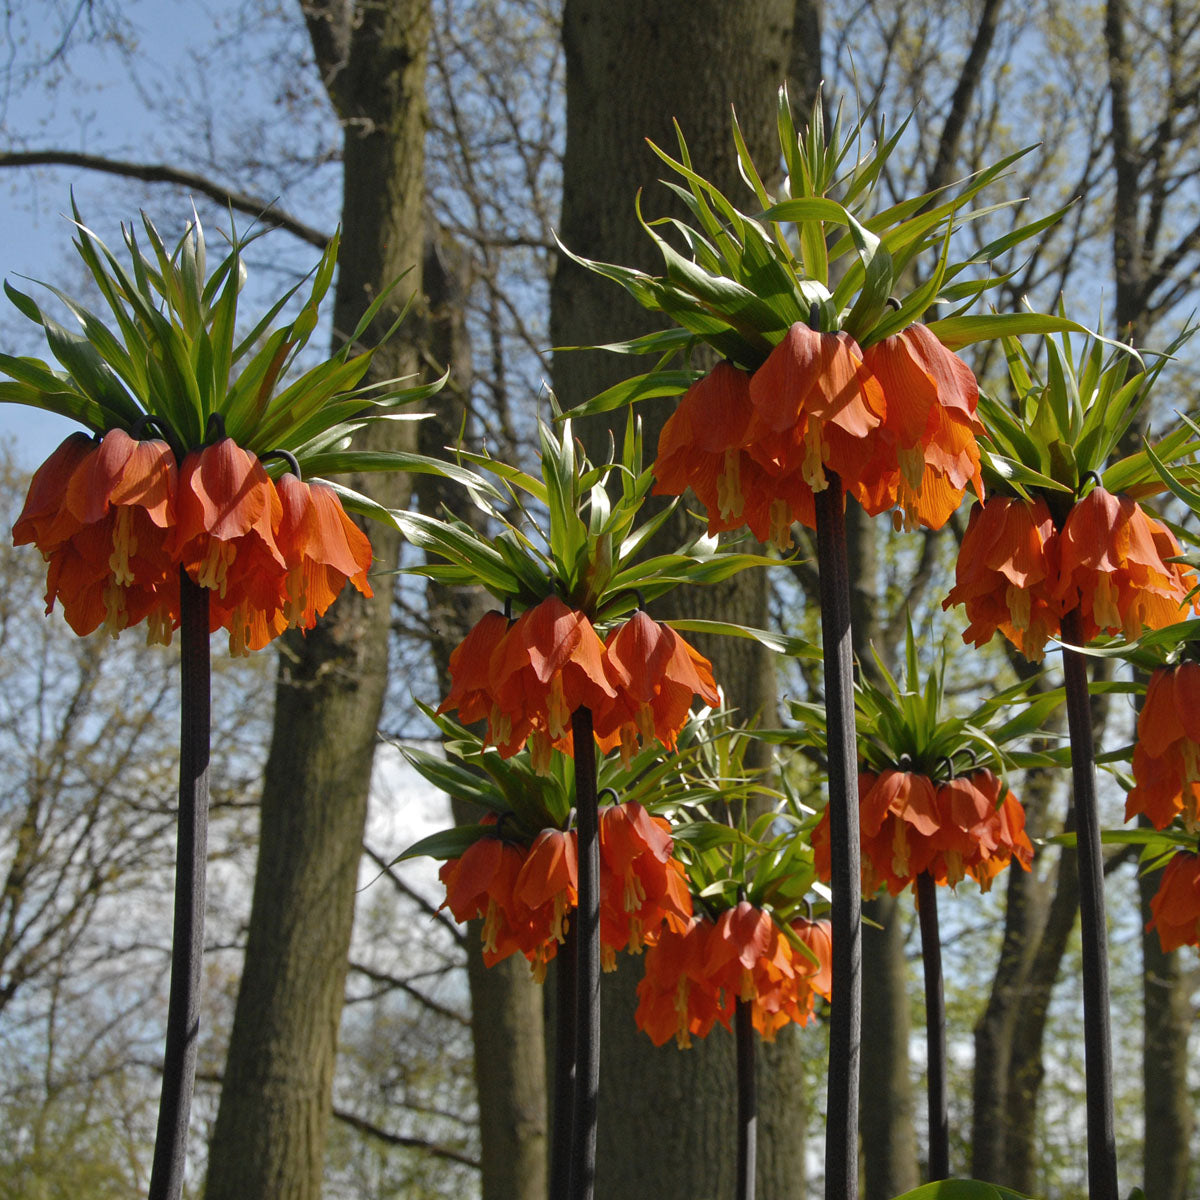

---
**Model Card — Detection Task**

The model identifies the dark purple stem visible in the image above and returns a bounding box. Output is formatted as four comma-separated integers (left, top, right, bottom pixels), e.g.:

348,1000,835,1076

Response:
549,923,578,1200
1060,607,1119,1200
735,996,757,1200
815,477,861,1200
148,571,210,1200
916,870,948,1181
568,706,600,1200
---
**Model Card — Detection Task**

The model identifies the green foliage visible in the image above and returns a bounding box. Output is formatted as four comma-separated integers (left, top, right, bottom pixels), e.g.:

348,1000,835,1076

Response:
561,84,1076,421
397,406,775,619
395,704,773,859
0,205,445,519
788,619,1066,784
889,1182,1036,1199
979,324,1200,503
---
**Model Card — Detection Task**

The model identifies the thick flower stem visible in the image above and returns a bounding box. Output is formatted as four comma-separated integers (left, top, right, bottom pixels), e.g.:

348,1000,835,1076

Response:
1060,607,1119,1200
815,478,861,1200
569,706,600,1200
735,997,757,1200
148,571,210,1200
550,923,578,1200
916,871,948,1181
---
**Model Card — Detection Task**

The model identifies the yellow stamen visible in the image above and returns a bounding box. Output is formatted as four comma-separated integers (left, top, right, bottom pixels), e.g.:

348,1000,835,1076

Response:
101,581,128,639
1092,574,1122,632
547,675,570,739
195,539,236,598
768,499,793,551
801,427,828,492
529,729,553,775
1006,584,1031,633
109,507,137,586
717,449,744,520
145,609,174,648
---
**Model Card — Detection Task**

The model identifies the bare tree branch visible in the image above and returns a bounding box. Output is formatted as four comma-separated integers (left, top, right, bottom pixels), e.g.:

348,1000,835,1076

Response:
924,0,1006,195
347,958,470,1027
0,150,330,248
363,843,468,948
331,1106,481,1170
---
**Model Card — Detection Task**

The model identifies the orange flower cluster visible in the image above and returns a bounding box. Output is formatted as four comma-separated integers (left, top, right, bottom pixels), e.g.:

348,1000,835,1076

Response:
1126,663,1200,831
814,768,1033,896
653,322,982,548
944,487,1197,662
1147,851,1200,952
439,803,692,981
13,431,372,653
634,903,833,1048
439,600,720,771
598,801,693,968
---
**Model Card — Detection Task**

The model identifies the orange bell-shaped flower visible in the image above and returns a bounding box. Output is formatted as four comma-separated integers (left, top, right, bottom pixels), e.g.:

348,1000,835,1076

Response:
1126,663,1200,831
1054,486,1197,640
651,362,812,548
513,827,579,978
438,822,531,966
653,362,755,526
487,596,617,769
634,916,730,1048
173,438,288,653
746,323,886,499
438,610,512,728
788,916,833,1026
943,494,1061,662
1147,851,1200,952
274,473,373,629
596,610,721,764
15,428,180,641
860,323,984,531
598,802,692,965
703,901,799,1041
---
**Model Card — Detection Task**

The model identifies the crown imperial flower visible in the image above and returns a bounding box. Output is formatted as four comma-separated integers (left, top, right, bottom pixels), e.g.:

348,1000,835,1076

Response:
595,610,721,764
943,494,1061,661
14,429,180,641
1147,851,1200,953
1126,663,1200,831
859,323,984,531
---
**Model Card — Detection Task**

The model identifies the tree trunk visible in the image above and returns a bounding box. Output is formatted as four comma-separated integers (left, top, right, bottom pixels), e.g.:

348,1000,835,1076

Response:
550,2,815,1195
204,4,431,1198
859,893,918,1200
845,502,920,1198
1003,838,1079,1194
968,800,1045,1182
1138,854,1194,1200
421,225,551,1200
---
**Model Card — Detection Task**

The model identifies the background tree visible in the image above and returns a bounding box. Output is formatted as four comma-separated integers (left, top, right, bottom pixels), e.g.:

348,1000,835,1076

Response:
203,3,434,1198
0,451,272,1196
548,2,816,1194
2,1,1200,1197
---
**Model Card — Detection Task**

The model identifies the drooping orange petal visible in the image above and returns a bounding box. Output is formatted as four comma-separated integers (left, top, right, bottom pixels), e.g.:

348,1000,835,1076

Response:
13,432,97,551
274,474,373,628
1148,852,1200,952
439,610,510,724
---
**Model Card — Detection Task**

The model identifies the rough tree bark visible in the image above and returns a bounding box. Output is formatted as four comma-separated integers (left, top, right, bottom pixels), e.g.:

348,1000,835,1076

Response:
848,6,1007,1190
845,500,920,1200
204,3,432,1198
968,723,1059,1183
1137,858,1194,1200
420,227,551,1200
549,1,815,1194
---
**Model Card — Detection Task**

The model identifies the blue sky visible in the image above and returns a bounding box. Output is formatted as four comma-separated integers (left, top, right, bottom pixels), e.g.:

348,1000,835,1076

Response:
0,1,337,465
